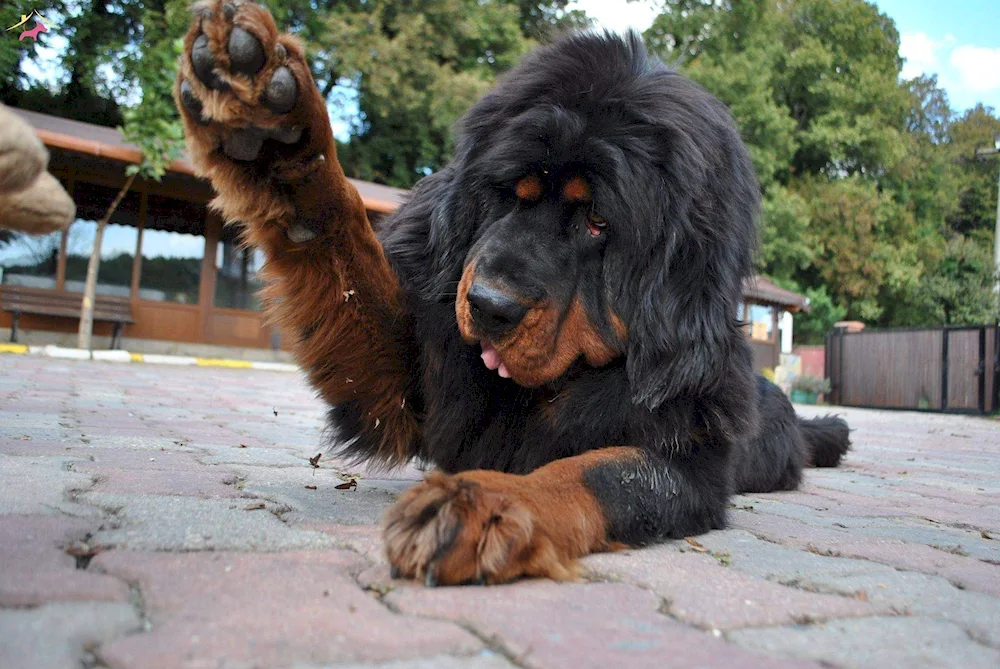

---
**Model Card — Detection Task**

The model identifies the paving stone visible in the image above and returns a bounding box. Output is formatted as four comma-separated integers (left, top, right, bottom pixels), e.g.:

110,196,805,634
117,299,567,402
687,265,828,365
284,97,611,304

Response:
727,617,1000,669
59,434,197,451
0,424,66,440
388,580,818,668
93,551,482,667
583,543,883,630
697,529,1000,647
302,651,515,668
729,509,1000,596
82,493,340,551
197,443,313,467
1,412,65,428
0,453,100,517
728,496,998,561
0,602,140,669
694,529,898,583
72,448,242,498
793,569,1000,648
305,524,387,564
0,515,128,606
232,464,414,526
0,440,87,457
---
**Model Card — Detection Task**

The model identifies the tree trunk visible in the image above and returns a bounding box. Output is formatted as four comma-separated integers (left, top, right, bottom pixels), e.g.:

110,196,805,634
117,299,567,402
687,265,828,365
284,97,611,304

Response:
77,173,137,350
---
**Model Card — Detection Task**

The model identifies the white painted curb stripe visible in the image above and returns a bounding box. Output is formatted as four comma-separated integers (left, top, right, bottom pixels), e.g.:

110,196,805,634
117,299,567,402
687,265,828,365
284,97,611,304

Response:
92,350,133,363
1,344,298,372
140,354,200,366
42,345,91,360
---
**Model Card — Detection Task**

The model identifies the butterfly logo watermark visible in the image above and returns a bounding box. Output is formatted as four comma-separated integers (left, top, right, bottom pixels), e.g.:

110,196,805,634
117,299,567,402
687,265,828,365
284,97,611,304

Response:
6,10,50,42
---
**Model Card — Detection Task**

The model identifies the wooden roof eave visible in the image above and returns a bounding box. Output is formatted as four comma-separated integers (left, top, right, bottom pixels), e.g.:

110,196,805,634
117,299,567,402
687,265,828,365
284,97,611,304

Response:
34,128,400,215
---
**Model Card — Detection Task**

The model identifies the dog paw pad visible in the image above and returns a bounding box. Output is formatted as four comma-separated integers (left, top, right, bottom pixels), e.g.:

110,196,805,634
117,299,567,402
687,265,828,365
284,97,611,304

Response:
222,128,264,161
264,67,297,114
228,26,265,76
191,34,228,91
179,80,207,125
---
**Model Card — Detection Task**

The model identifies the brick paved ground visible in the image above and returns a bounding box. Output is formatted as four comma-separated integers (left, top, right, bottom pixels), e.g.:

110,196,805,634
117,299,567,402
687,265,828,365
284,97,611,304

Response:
1,354,998,669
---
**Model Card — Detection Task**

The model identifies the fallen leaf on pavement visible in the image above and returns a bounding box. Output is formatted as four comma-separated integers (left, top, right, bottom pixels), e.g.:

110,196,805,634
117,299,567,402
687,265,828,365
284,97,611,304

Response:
684,537,709,552
304,485,317,490
335,479,358,491
64,541,102,558
245,502,265,511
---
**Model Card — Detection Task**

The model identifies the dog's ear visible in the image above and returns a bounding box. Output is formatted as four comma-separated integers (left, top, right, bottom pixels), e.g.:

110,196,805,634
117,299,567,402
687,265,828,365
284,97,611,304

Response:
625,232,747,410
625,86,760,410
381,165,479,300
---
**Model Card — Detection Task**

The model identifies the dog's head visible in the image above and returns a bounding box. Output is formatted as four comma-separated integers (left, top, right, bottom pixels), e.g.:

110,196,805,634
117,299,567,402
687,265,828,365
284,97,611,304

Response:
428,32,759,408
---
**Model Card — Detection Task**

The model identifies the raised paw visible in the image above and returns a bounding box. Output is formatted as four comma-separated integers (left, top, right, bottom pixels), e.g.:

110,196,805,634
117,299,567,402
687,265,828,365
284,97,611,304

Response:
175,0,330,169
383,472,581,586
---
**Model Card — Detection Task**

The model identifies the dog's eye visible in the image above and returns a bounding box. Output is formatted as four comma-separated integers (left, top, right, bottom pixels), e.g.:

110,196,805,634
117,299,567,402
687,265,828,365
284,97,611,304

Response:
586,211,607,236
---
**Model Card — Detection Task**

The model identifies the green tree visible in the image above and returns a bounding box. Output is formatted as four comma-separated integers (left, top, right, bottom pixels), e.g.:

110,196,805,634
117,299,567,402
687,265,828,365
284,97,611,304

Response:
324,0,533,186
945,104,1000,240
77,2,185,349
895,236,998,326
646,0,997,337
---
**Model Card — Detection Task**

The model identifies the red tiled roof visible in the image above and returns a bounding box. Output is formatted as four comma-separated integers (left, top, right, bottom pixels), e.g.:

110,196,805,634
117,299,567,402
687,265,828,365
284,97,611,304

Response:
744,275,810,312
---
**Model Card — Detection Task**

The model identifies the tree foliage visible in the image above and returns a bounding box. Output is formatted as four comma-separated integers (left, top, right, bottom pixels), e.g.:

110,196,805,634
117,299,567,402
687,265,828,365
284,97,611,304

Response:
646,0,999,340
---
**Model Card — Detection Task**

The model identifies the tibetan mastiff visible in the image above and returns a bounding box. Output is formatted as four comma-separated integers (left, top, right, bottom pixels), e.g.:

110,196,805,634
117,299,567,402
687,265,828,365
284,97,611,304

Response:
175,1,851,585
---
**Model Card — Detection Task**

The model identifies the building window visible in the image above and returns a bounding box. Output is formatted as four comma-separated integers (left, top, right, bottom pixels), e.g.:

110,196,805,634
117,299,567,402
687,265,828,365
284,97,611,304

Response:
63,219,139,296
0,229,61,289
138,229,204,304
748,304,775,342
63,183,141,297
214,230,265,310
137,195,207,304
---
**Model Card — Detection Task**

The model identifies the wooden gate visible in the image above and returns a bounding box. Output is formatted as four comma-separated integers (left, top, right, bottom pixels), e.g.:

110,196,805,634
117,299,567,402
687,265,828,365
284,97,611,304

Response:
826,324,999,414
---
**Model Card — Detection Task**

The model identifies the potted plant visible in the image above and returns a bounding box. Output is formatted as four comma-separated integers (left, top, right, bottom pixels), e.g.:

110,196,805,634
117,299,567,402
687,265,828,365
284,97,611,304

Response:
790,375,831,404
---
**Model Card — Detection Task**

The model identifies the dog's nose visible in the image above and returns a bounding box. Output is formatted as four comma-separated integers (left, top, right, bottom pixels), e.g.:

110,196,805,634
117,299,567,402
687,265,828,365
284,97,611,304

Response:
467,283,527,336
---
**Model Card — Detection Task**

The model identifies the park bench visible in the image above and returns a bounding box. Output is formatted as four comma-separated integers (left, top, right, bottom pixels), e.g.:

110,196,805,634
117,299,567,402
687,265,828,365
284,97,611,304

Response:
1,285,135,349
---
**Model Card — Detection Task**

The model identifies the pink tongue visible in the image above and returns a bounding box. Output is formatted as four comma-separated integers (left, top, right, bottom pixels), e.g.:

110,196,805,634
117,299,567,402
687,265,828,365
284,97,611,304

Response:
480,341,512,379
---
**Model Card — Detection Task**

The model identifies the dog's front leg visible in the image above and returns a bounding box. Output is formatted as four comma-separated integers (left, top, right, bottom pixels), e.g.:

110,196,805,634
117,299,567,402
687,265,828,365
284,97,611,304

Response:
383,446,730,585
174,1,418,464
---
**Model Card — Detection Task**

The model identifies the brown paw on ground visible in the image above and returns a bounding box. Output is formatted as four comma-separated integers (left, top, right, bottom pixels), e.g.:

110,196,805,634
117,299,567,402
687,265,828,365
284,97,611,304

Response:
383,472,580,586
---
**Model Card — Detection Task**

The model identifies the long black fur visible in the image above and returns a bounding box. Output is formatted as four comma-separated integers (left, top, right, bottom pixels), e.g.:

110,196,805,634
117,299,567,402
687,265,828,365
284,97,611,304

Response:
333,31,851,542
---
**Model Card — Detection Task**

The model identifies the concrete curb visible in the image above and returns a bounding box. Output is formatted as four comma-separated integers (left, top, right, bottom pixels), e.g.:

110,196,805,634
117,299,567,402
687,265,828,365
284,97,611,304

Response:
0,343,298,372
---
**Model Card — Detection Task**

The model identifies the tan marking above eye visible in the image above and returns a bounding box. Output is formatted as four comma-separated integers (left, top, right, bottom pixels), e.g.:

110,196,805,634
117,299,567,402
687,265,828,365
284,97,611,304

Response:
562,177,591,202
515,176,543,201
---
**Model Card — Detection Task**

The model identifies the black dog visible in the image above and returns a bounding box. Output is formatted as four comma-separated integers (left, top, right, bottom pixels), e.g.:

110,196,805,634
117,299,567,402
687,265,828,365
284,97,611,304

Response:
175,2,850,585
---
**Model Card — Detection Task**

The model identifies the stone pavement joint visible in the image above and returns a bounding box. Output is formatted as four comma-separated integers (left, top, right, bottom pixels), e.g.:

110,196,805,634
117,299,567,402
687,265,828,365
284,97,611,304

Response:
1,355,998,668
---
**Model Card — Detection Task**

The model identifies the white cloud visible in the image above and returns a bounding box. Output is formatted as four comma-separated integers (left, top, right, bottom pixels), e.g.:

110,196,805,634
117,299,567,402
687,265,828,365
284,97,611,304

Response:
949,45,1000,93
899,32,942,79
898,32,999,111
568,0,658,35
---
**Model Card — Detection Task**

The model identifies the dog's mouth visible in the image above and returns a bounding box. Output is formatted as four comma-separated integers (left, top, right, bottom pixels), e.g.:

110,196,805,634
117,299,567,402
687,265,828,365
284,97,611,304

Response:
456,258,626,387
480,339,512,379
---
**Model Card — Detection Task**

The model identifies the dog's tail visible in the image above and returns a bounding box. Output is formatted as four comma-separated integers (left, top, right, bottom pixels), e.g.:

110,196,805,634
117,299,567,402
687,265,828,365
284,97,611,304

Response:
798,415,851,468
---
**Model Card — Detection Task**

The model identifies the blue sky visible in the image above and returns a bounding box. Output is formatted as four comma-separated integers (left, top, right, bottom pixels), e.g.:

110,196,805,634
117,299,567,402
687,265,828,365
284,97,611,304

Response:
572,0,1000,113
876,0,1000,111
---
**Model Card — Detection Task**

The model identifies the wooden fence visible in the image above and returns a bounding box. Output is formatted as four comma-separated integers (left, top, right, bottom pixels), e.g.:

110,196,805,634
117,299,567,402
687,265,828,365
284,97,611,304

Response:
826,324,999,414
